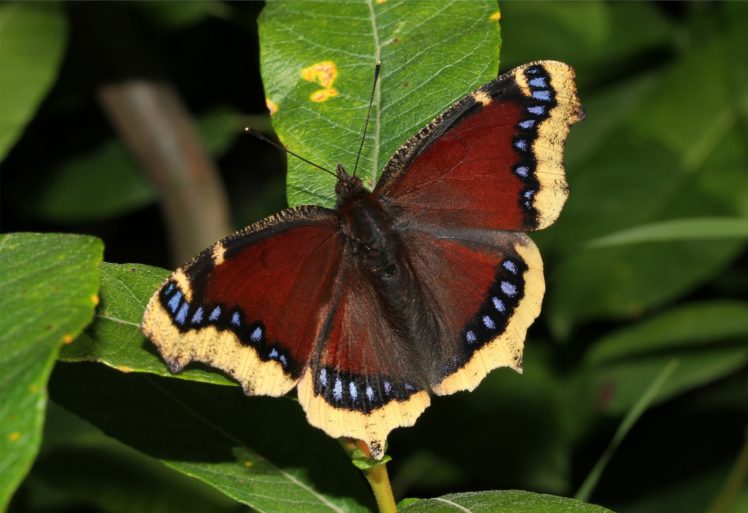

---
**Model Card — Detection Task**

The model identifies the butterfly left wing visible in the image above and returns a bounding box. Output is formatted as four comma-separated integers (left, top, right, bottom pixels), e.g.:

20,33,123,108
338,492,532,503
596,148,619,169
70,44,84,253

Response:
375,60,584,232
142,205,341,397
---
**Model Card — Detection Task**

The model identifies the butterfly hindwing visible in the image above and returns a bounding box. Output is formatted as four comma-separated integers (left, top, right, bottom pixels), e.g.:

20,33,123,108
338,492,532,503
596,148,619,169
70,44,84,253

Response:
142,205,340,396
398,226,544,395
376,60,584,232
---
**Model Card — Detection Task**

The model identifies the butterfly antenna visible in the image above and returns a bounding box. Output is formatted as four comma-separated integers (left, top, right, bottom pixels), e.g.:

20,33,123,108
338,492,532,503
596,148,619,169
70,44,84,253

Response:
244,127,338,179
352,61,381,178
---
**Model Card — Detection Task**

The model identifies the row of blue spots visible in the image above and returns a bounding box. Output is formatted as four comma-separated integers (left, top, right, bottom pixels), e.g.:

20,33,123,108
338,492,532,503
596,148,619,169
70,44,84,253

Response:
464,258,522,346
316,367,418,411
159,280,291,372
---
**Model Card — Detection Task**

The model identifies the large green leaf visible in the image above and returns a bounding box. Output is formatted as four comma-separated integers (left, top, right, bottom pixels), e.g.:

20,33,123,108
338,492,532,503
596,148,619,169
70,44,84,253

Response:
585,302,748,414
23,403,237,513
259,0,501,207
0,3,67,159
0,233,102,510
50,362,374,513
59,263,232,386
399,490,614,513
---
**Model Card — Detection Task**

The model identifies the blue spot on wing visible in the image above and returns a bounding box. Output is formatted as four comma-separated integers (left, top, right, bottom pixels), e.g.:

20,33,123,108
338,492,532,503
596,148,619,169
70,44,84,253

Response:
209,306,221,321
501,281,517,297
532,90,552,101
482,315,496,330
514,139,529,152
191,306,204,325
529,76,547,88
518,119,536,130
167,291,182,314
175,302,189,325
492,297,506,313
528,105,546,116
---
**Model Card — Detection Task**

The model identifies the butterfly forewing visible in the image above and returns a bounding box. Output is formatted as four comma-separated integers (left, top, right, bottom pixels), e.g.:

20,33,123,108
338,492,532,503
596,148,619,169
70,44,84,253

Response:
142,206,340,396
376,61,584,232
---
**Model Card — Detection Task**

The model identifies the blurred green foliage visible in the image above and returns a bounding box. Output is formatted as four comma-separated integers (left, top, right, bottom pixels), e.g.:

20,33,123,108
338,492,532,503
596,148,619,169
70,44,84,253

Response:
1,2,747,513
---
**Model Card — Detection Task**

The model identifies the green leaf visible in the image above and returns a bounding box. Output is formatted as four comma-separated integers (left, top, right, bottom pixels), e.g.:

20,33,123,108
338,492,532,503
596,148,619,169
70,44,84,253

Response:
585,302,748,414
0,3,67,159
586,217,748,248
398,490,614,513
0,233,103,510
259,0,500,207
50,362,374,513
588,301,748,364
25,403,237,513
59,263,233,386
21,107,246,222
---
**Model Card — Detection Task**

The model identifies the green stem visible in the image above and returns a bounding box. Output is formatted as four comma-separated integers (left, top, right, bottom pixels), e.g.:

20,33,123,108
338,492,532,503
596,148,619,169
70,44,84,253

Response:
363,462,397,513
707,426,748,513
339,438,397,513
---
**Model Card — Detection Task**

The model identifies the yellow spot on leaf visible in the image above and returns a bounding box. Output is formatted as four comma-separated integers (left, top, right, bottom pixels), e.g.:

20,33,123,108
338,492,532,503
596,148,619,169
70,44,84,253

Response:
243,460,253,468
301,61,340,103
9,432,21,442
301,60,338,88
375,0,387,4
265,98,279,115
91,294,100,306
29,384,38,393
310,87,339,103
116,366,134,373
489,11,501,22
62,334,74,344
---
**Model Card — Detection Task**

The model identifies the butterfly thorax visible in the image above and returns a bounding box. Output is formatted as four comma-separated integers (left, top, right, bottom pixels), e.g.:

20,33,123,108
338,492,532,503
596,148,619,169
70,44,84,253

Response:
336,168,399,278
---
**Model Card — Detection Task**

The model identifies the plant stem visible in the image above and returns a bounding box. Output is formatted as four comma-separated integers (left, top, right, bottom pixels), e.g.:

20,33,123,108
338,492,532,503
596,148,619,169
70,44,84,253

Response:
363,462,398,513
339,438,397,513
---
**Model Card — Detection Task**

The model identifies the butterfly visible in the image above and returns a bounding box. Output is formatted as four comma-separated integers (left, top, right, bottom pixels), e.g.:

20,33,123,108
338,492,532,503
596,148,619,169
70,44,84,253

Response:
141,61,584,459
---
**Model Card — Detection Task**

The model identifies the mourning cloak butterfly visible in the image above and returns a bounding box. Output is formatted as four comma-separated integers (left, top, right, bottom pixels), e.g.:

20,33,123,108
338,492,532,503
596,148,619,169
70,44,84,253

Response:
142,61,584,459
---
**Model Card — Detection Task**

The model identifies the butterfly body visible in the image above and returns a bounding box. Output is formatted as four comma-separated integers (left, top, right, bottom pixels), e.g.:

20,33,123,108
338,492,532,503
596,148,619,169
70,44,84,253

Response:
142,61,584,458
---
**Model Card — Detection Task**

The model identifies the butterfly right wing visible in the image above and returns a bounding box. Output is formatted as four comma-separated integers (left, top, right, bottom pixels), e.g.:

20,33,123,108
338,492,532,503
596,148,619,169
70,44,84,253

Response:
142,205,341,397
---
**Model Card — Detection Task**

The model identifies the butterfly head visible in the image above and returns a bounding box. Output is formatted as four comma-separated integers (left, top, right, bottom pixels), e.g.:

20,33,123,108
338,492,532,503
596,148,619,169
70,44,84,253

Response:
335,163,365,203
